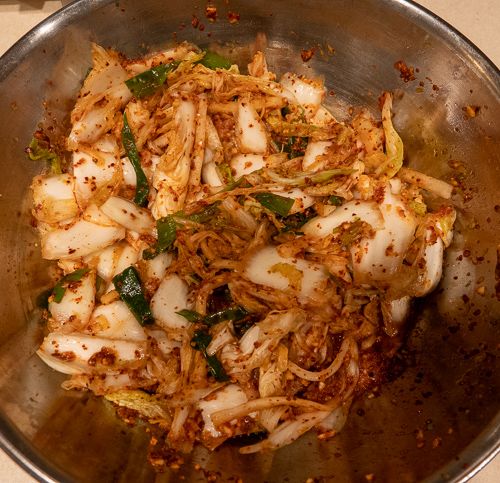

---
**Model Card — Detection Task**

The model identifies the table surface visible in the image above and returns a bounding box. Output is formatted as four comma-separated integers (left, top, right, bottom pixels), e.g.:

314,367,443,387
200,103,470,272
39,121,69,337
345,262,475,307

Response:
0,1,498,482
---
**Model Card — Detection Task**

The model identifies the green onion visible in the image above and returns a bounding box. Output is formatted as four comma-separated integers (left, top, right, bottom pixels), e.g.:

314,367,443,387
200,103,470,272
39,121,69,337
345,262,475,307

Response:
113,266,154,326
216,163,234,184
26,138,62,174
265,168,355,187
282,136,308,159
375,93,404,178
176,309,203,323
254,192,294,217
204,306,248,326
52,268,90,304
143,206,221,260
125,62,179,98
143,215,177,260
220,177,246,193
327,195,343,206
191,330,229,381
95,275,105,294
181,203,220,224
281,210,315,233
198,51,232,70
409,200,427,216
177,306,247,326
338,220,365,247
122,113,149,207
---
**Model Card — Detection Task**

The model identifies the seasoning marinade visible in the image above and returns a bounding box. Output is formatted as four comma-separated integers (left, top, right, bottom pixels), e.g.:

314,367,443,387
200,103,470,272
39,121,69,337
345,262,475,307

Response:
31,41,456,465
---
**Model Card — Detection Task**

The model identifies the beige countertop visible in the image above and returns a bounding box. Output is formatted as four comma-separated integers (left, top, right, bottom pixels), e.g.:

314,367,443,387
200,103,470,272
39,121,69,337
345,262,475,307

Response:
0,1,498,481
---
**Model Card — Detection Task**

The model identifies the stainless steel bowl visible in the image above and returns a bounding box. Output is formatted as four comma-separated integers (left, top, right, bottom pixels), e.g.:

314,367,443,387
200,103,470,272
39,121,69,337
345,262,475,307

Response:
0,1,498,481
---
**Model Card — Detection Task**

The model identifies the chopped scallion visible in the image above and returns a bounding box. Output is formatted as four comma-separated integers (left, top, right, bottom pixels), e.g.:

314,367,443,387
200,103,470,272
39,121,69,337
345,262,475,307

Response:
122,113,149,207
143,215,177,260
191,330,229,381
52,268,90,304
198,51,232,70
113,266,154,326
125,62,179,98
254,192,294,217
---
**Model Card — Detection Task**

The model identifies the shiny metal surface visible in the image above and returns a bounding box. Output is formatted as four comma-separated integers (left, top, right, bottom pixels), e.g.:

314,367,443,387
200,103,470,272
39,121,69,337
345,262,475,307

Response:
0,0,498,481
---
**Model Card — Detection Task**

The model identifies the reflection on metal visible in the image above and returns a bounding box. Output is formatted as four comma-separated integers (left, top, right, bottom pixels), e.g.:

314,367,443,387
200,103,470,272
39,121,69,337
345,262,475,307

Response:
0,0,498,482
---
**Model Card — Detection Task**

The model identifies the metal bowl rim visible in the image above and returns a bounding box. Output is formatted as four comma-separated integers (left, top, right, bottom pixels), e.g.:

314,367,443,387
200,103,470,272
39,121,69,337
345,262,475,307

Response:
0,0,498,481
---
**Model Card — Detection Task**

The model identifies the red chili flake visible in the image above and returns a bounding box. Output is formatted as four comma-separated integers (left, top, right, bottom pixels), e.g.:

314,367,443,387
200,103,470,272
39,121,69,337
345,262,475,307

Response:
463,105,480,118
394,60,416,82
191,15,200,29
432,437,442,448
301,48,315,62
228,11,240,24
53,351,76,361
205,5,217,22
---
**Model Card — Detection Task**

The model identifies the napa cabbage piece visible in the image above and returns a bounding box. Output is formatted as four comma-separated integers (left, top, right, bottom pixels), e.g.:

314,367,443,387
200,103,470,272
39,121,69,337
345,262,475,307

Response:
31,174,79,223
84,242,139,285
68,44,132,148
280,73,325,118
265,167,355,187
100,196,155,235
236,98,268,154
27,137,62,174
199,385,248,438
125,43,196,75
244,246,328,300
90,301,147,341
302,140,332,172
37,333,147,375
352,187,417,282
151,99,196,219
49,269,95,333
151,274,191,331
375,93,404,178
72,136,122,209
41,209,125,260
105,390,171,420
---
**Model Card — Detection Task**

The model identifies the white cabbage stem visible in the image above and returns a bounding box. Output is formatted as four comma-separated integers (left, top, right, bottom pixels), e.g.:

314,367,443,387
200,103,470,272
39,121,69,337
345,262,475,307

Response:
89,301,147,341
236,99,268,154
31,174,79,224
302,140,332,172
152,99,196,218
37,333,146,375
244,245,328,300
72,137,121,209
230,153,265,178
151,275,192,330
41,215,125,260
288,337,352,382
211,396,330,427
303,200,384,237
199,385,248,438
280,73,325,119
399,167,453,199
49,269,96,332
239,410,331,454
100,196,155,235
